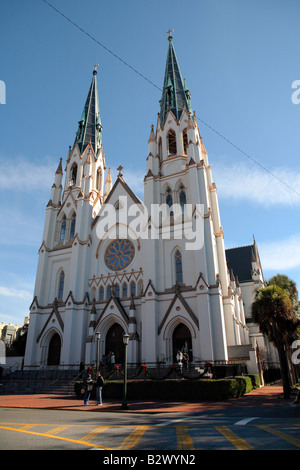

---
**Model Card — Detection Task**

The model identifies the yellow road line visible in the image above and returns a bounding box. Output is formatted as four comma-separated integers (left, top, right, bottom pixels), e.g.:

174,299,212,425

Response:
118,426,149,450
215,425,253,450
80,426,109,443
176,426,194,450
256,425,300,449
0,425,114,450
46,425,72,435
18,424,36,431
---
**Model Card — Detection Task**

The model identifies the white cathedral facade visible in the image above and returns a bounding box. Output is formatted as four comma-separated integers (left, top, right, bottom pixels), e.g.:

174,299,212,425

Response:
24,35,270,374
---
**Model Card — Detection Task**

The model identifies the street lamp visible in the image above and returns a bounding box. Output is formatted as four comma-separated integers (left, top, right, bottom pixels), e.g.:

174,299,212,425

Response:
96,331,101,371
122,333,130,410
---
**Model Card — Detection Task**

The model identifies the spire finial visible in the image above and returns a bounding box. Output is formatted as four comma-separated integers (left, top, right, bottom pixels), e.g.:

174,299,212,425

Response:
93,63,99,75
166,29,174,40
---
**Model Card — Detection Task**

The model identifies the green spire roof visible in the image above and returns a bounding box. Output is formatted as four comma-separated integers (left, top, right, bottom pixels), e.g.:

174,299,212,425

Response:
75,68,102,155
159,34,192,125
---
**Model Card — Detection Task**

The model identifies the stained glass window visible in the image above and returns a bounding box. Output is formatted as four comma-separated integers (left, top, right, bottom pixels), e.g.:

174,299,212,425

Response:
104,239,135,271
175,250,183,283
60,215,66,242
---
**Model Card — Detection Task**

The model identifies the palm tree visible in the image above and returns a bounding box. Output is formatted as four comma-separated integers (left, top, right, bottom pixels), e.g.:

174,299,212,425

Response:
251,284,293,398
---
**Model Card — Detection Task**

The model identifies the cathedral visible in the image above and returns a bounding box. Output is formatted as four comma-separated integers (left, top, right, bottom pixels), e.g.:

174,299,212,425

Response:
24,34,271,374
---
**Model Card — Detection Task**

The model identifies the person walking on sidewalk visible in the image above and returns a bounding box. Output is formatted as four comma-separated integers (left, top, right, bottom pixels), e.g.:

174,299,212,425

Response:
96,371,104,405
83,374,94,406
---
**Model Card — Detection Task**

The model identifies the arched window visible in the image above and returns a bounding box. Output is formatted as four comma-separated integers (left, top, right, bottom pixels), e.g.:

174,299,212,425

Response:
158,137,163,162
58,270,64,299
71,163,77,186
167,129,177,156
99,286,104,301
115,284,120,298
60,215,66,242
107,285,112,299
70,212,76,239
138,280,144,296
130,281,136,297
179,184,187,213
183,129,188,154
166,187,174,217
175,250,183,284
122,283,128,298
96,168,102,192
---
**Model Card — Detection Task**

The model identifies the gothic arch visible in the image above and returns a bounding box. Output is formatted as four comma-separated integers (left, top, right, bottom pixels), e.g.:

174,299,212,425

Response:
167,128,177,156
40,328,63,366
163,316,196,364
95,314,128,364
70,163,78,186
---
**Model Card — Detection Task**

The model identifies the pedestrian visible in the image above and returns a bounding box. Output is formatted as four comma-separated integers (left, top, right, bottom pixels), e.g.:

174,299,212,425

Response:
95,371,104,405
83,374,94,406
176,349,183,373
111,352,115,368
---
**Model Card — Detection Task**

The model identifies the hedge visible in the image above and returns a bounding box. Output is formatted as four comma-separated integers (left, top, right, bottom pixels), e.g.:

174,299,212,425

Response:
75,375,259,401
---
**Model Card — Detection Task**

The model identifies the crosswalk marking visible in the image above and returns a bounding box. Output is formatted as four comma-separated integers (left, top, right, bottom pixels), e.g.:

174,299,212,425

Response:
46,425,72,435
0,422,300,450
176,426,194,450
118,426,149,450
256,424,300,448
80,426,109,443
215,425,253,450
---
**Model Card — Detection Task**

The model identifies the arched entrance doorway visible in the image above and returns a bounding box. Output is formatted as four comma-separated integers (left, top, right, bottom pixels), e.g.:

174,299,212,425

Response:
105,323,125,363
47,333,61,365
172,323,193,362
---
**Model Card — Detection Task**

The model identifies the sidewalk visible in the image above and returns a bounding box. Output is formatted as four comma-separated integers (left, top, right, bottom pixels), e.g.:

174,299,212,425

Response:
0,382,299,414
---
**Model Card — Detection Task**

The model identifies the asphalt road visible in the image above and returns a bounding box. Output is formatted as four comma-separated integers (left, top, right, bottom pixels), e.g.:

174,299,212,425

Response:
0,403,299,455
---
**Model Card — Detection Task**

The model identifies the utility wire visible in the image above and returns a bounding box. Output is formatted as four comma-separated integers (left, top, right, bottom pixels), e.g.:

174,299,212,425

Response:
41,0,161,92
41,0,300,199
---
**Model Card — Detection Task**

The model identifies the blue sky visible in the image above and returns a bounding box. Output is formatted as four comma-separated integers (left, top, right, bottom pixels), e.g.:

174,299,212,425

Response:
0,0,299,326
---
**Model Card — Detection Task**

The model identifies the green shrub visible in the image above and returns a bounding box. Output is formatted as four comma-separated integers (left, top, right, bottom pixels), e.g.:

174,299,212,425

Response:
74,377,255,401
247,374,261,389
234,376,253,395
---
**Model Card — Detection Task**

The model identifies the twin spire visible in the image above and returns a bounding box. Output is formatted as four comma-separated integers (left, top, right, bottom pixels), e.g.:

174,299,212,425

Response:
159,31,192,125
75,33,192,154
75,64,102,156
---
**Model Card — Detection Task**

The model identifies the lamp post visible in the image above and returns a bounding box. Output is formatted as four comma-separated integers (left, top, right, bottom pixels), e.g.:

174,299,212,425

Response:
96,331,101,371
122,333,130,410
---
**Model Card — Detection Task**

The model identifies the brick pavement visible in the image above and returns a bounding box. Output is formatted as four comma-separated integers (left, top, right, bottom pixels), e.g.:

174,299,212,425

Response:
0,382,298,414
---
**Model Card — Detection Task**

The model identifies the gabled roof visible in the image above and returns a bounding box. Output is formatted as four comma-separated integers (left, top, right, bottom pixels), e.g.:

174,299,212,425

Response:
74,69,102,156
225,242,261,283
159,34,192,125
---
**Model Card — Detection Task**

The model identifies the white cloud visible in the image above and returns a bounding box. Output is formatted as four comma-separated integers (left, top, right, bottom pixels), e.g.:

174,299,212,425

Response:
259,234,300,270
0,157,55,192
0,285,32,300
213,162,300,207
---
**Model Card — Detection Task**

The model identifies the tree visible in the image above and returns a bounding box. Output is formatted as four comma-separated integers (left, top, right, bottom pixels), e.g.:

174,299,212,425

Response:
267,274,300,383
251,284,294,398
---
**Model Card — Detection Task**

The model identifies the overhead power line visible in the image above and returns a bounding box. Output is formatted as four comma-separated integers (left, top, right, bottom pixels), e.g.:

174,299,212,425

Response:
41,0,300,199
